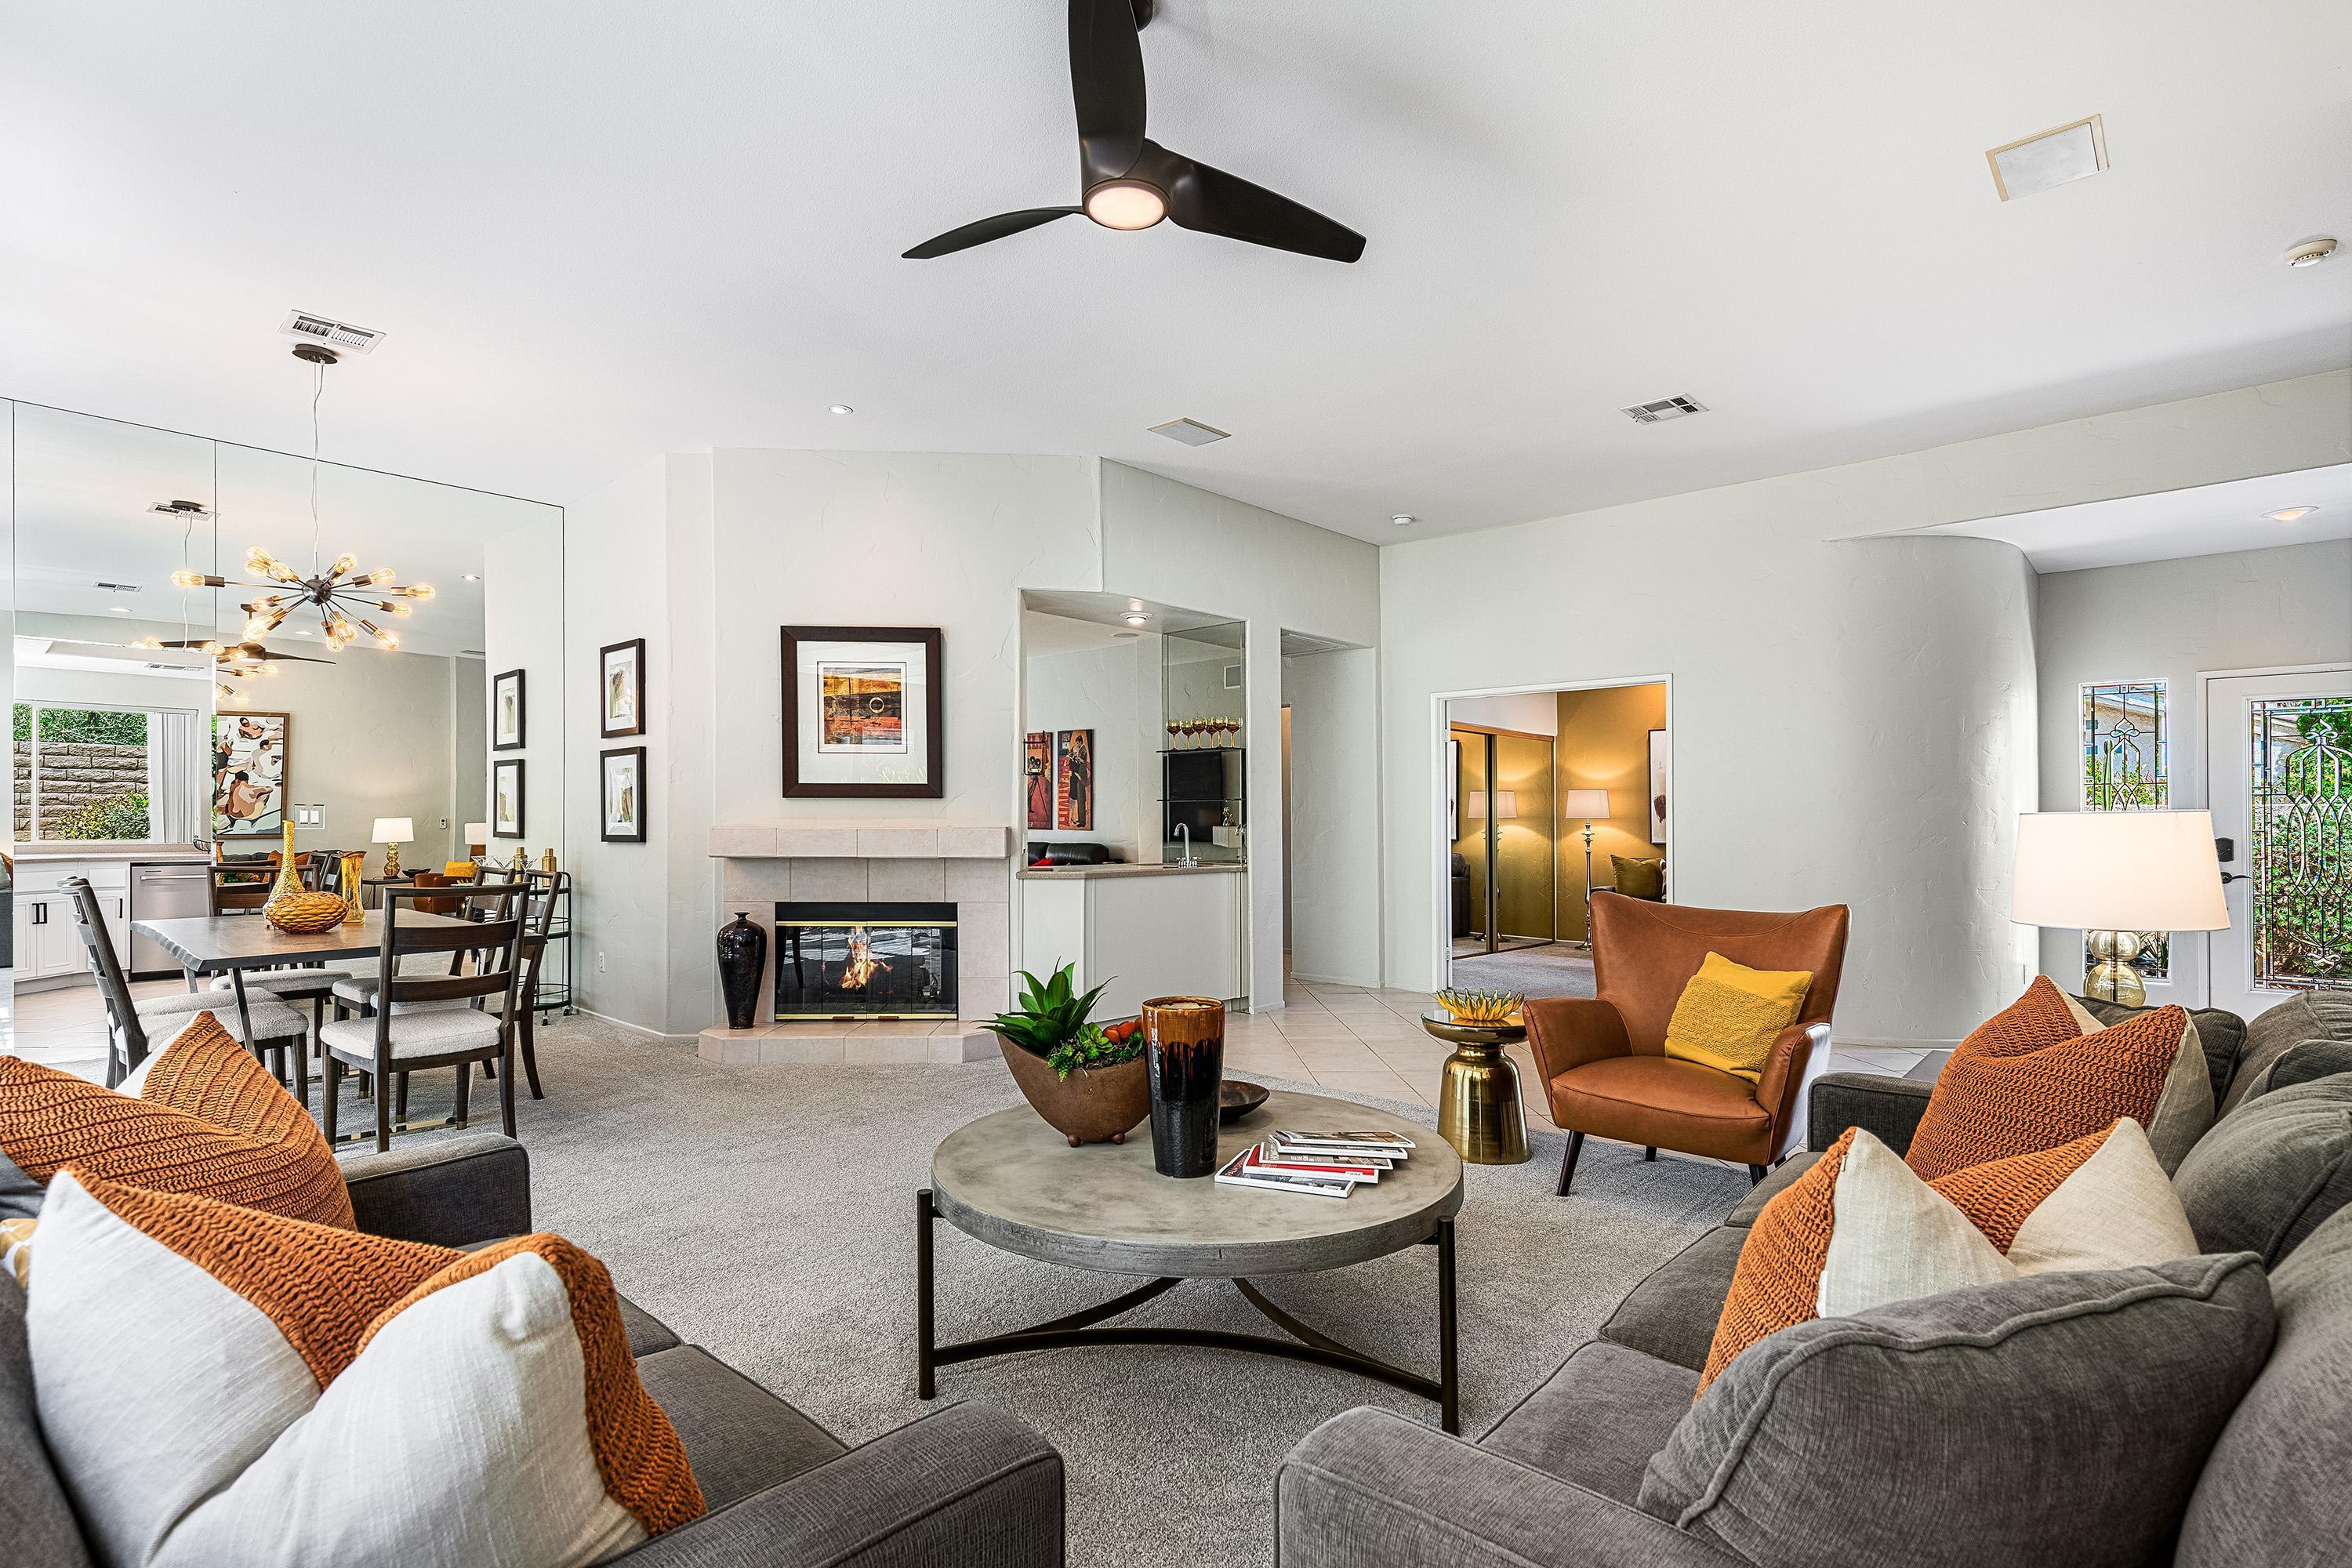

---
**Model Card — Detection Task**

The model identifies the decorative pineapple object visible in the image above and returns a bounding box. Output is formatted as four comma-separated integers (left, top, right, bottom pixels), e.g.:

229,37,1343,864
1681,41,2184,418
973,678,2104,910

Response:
1434,988,1524,1026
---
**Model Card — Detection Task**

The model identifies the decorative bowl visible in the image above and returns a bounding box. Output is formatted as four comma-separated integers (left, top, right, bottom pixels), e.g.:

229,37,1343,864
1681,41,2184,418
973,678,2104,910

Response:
1434,987,1525,1026
1218,1079,1269,1124
265,891,350,934
1000,1041,1150,1147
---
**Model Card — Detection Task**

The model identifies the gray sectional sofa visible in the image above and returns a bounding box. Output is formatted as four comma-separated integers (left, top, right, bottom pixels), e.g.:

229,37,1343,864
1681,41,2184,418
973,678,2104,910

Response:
1276,992,2352,1566
5,1133,1065,1568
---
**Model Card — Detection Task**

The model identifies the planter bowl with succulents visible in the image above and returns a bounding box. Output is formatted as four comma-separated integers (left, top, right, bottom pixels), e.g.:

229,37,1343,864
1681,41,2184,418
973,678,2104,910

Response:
982,963,1150,1146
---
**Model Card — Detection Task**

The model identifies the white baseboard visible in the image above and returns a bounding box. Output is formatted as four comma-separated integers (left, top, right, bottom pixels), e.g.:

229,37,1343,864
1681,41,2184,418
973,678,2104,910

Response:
575,1007,698,1047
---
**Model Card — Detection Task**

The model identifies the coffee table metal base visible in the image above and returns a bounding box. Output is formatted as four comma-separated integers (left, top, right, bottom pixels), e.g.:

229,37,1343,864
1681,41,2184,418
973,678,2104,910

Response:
916,1189,1460,1434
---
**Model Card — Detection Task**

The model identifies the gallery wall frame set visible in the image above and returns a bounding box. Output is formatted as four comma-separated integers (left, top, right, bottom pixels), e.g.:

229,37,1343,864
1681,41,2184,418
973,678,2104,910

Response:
493,669,526,750
601,746,648,842
601,639,647,739
493,758,526,839
780,625,944,798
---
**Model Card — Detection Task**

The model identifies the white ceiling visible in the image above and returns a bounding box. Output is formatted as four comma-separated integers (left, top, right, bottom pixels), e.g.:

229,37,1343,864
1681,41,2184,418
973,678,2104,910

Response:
4,3,2349,543
1900,463,2352,572
7,405,553,656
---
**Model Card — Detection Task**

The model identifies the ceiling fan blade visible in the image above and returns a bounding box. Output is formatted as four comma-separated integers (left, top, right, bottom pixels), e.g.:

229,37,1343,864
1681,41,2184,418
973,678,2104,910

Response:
902,207,1082,260
1163,152,1365,263
1069,0,1147,177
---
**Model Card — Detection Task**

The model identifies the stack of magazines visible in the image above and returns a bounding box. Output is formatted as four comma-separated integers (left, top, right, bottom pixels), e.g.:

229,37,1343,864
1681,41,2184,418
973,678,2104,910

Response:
1214,1129,1415,1199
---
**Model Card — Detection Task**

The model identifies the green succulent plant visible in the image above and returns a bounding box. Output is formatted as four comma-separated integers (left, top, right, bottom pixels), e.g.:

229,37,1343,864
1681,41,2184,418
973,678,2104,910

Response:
982,963,1112,1062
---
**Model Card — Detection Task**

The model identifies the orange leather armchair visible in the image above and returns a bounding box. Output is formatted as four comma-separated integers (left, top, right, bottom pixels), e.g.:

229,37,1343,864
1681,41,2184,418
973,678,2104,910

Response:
1526,893,1850,1195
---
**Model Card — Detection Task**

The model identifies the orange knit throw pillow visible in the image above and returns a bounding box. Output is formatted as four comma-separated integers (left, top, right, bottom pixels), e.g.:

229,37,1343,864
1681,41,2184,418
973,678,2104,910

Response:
1697,1119,2198,1393
0,1011,352,1228
1904,977,2197,1180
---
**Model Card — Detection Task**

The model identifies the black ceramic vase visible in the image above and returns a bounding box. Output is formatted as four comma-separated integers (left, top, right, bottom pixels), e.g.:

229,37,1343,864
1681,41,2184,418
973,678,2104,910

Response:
716,912,768,1030
1142,996,1227,1178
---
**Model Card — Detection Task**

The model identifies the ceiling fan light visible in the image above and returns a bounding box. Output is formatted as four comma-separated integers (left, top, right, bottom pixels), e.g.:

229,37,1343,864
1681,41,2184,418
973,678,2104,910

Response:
1084,180,1167,230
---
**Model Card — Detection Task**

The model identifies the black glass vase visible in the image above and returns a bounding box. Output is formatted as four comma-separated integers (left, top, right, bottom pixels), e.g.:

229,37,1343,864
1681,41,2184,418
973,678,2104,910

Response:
1142,996,1227,1178
716,912,768,1030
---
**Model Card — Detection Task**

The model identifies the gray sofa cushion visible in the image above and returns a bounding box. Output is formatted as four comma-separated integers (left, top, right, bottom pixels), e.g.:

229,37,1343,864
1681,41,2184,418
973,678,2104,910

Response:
0,1151,42,1223
2232,1039,2352,1109
2177,1204,2352,1566
2223,992,2352,1114
1479,1340,1700,1504
2173,1074,2352,1265
2078,996,2247,1109
619,1293,683,1358
1598,1226,1744,1372
0,1281,96,1568
1726,1152,1817,1228
1638,1254,2274,1568
634,1345,847,1512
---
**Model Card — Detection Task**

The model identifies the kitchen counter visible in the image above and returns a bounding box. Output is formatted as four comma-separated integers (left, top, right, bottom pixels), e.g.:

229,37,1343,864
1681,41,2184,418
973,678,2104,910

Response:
1016,862,1245,880
13,847,209,863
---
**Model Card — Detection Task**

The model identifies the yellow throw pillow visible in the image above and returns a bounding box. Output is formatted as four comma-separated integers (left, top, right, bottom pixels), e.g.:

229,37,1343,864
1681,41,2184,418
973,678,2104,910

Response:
1662,952,1813,1082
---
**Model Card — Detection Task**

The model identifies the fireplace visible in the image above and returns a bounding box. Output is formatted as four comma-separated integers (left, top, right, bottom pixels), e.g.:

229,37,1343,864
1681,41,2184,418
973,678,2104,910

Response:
773,902,958,1021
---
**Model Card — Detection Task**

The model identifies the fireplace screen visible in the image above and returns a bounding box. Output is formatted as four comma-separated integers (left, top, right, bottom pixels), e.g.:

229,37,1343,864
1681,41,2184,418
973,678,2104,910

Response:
773,902,957,1021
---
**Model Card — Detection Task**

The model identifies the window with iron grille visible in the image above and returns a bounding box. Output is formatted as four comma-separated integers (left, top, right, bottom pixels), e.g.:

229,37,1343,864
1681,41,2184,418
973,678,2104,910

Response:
2082,682,2169,980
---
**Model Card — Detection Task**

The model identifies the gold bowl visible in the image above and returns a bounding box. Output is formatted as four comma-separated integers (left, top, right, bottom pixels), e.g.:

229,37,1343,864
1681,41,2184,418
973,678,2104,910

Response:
1434,987,1524,1026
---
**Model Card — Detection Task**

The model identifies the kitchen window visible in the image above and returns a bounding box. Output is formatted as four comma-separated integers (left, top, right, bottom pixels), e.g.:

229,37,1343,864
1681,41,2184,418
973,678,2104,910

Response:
13,702,203,845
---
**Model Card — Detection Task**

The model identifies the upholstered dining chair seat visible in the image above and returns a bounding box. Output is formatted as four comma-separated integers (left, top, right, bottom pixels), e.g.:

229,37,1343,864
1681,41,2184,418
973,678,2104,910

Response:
319,1009,502,1062
329,977,506,1012
136,990,307,1045
211,969,350,1000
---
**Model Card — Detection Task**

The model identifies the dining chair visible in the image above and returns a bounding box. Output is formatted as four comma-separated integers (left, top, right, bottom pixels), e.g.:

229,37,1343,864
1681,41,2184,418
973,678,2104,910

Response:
319,884,530,1151
204,859,351,1077
59,876,309,1091
205,862,272,915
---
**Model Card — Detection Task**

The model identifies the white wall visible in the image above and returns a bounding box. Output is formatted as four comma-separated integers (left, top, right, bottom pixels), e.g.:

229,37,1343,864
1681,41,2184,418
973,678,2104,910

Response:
483,511,568,864
1447,692,1558,735
1022,634,1149,859
2031,536,2352,982
1380,372,2352,1043
1283,647,1383,986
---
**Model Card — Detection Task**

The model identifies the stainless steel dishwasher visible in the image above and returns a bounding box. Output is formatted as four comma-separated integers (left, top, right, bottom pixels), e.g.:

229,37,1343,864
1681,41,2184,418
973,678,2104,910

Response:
127,859,212,979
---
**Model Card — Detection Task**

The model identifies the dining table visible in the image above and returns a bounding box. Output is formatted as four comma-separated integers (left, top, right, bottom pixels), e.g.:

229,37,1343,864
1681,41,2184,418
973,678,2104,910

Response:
132,909,477,1051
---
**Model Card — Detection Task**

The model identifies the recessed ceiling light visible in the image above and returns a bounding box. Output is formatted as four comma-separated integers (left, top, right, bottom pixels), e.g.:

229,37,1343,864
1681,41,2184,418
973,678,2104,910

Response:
2285,238,2338,268
1113,632,1139,641
1149,417,1230,446
1392,514,1416,528
463,573,481,581
828,404,855,415
1125,613,1149,625
293,629,312,637
109,605,129,613
1986,114,2107,201
2266,506,2318,523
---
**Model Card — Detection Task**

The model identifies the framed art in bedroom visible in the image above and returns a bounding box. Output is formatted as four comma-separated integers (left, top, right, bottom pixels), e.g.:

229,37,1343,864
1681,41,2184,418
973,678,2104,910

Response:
779,625,943,798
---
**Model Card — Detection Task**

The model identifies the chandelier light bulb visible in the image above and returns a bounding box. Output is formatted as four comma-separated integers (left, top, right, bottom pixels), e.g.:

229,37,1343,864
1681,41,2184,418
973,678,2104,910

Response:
170,569,205,588
408,583,434,599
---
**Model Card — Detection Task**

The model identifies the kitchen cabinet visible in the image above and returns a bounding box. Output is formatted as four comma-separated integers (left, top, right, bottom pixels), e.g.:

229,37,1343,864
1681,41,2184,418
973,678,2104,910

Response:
11,857,147,982
1018,864,1249,1019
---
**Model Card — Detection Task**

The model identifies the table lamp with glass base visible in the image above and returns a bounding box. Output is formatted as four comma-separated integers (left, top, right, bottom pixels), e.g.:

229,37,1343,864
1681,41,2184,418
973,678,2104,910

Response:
2012,811,2229,1007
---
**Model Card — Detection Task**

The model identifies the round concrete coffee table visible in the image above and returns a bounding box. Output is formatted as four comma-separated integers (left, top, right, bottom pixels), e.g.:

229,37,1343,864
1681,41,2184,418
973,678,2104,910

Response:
921,1087,1465,1431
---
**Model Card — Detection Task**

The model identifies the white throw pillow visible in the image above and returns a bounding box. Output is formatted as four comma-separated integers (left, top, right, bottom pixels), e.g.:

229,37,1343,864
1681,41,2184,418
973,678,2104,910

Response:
28,1171,701,1568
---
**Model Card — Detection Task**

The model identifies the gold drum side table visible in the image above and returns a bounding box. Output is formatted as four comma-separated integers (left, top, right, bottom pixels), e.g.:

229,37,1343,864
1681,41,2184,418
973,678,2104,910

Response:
1423,1011,1531,1165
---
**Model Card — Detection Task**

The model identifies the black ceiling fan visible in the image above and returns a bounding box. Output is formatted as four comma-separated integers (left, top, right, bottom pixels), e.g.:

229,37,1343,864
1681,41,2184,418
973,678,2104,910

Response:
143,637,336,670
904,0,1364,263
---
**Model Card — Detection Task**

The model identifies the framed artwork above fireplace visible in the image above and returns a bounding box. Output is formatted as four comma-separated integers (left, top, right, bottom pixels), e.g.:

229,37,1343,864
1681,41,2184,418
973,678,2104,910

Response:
780,625,944,798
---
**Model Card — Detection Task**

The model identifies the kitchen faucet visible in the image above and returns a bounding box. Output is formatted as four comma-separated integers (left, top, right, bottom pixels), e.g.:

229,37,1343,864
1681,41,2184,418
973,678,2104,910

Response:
1175,822,1197,867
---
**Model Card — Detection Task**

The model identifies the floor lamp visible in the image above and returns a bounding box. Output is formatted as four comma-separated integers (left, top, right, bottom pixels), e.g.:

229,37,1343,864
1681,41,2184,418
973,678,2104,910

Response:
1563,789,1611,941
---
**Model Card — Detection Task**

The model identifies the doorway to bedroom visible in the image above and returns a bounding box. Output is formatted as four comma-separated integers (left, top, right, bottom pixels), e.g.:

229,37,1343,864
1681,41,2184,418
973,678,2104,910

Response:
1443,681,1668,1000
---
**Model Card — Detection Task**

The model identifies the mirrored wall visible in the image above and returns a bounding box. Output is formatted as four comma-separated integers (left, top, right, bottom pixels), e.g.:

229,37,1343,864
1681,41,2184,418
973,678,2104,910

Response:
2,400,563,1000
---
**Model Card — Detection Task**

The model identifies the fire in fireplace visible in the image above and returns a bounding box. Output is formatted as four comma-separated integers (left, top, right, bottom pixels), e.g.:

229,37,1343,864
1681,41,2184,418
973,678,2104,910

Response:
773,902,957,1021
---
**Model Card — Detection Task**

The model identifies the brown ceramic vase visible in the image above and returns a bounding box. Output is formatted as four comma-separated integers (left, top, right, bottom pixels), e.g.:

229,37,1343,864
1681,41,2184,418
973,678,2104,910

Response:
1142,996,1227,1178
1000,1040,1149,1147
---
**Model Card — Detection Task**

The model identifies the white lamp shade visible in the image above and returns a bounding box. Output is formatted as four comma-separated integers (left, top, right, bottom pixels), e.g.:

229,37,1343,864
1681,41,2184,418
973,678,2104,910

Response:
1563,789,1611,818
370,817,416,844
2012,811,2230,931
463,822,490,845
1467,789,1519,820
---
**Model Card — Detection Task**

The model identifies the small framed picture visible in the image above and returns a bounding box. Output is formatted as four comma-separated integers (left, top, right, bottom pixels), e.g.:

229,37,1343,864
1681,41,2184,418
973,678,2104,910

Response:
1055,728,1094,830
492,669,526,750
493,758,527,839
601,746,647,842
601,638,647,739
780,626,943,798
1648,728,1669,846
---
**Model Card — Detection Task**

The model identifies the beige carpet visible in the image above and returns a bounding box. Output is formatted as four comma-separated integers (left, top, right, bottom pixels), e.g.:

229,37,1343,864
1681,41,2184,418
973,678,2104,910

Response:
381,1015,1747,1567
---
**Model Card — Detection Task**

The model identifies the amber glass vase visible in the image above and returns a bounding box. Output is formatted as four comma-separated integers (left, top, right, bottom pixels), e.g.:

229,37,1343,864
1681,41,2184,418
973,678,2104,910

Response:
1142,996,1226,1178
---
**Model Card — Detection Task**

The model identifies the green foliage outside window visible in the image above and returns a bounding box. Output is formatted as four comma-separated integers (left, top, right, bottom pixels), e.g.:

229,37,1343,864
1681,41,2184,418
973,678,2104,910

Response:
51,793,151,840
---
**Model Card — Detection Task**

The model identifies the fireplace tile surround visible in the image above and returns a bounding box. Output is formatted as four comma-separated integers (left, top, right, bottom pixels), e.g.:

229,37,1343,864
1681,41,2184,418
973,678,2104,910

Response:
699,823,1016,1065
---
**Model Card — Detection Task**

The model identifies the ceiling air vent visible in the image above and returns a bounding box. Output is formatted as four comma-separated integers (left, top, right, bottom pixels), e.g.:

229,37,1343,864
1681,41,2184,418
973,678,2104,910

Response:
1149,417,1231,446
93,581,142,593
280,310,386,354
1620,396,1708,425
148,499,212,518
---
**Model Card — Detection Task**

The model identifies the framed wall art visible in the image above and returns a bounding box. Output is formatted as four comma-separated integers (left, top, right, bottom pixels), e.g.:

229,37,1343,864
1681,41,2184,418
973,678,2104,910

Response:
493,757,527,839
1055,728,1094,831
1648,728,1669,845
1025,731,1053,829
780,626,943,798
600,638,647,739
212,711,290,837
493,668,526,750
601,746,647,842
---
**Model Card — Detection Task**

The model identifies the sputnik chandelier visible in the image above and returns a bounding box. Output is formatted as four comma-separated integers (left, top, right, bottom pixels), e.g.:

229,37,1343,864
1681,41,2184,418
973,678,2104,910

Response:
169,343,432,652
